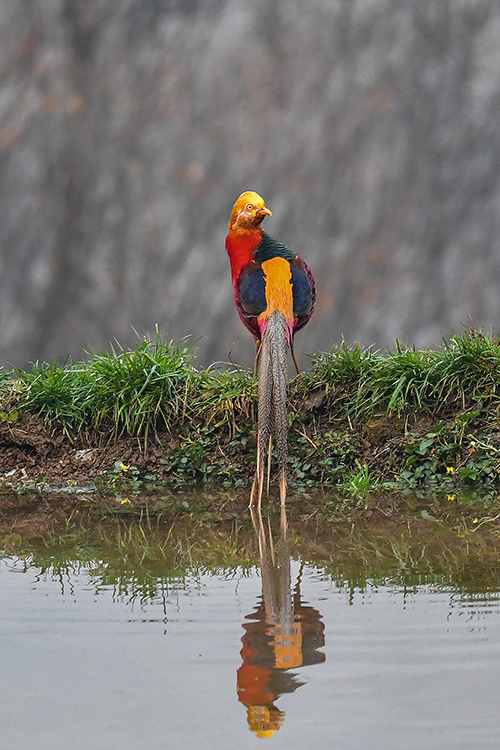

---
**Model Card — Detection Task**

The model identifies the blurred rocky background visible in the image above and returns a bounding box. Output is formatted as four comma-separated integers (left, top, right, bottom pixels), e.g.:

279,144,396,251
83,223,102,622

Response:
1,0,500,370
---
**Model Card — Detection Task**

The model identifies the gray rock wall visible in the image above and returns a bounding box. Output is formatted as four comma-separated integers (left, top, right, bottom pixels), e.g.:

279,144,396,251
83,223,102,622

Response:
1,0,499,369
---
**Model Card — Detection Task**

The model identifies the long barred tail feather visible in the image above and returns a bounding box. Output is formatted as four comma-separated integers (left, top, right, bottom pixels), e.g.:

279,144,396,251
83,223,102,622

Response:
250,310,289,509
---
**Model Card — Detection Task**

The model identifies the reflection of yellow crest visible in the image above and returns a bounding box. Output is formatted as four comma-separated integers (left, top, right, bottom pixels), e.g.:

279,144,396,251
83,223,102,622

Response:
247,705,285,737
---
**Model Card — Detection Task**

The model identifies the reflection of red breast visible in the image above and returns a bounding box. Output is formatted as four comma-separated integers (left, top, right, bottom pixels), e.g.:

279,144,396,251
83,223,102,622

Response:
237,663,275,707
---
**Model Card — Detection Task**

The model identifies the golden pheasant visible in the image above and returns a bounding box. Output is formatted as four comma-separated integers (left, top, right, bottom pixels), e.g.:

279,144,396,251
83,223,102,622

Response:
225,191,316,508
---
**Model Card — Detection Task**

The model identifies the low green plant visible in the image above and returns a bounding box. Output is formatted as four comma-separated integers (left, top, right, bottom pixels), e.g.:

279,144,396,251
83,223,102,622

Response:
191,367,256,436
3,327,500,492
302,330,500,424
87,330,194,441
16,328,195,443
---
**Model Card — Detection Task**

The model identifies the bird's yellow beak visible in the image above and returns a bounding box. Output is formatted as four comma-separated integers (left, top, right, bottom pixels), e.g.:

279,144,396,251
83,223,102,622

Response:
256,206,272,218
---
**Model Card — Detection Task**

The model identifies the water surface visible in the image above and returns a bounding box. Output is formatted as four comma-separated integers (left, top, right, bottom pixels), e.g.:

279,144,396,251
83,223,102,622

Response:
1,500,499,749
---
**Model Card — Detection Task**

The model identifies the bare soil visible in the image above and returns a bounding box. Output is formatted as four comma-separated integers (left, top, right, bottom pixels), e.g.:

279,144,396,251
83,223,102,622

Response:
0,413,179,489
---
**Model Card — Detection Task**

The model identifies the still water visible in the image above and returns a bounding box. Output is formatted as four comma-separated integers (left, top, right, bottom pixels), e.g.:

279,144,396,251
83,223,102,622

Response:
1,505,500,749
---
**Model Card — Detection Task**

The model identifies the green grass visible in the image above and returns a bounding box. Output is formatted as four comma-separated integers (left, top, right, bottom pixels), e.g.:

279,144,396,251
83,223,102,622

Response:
9,329,195,442
301,330,500,421
3,328,499,440
3,327,500,490
190,367,256,437
1,328,257,445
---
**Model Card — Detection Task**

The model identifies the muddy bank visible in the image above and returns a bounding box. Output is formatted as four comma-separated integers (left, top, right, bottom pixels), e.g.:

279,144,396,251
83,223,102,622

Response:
0,412,170,492
0,401,498,499
2,332,500,499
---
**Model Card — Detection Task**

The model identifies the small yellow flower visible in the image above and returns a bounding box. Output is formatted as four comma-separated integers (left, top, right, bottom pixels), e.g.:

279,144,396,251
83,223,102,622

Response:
470,440,476,447
446,466,455,474
120,463,130,472
447,494,455,501
472,517,478,524
120,497,131,505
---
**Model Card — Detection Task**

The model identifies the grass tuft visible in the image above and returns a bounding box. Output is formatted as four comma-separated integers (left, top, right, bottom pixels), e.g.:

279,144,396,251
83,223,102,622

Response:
5,328,500,438
15,329,196,443
3,327,500,490
86,331,194,441
192,367,256,436
2,328,257,447
300,330,500,422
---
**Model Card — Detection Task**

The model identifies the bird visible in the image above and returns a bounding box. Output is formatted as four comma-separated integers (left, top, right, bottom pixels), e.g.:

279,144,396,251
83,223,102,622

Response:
225,191,316,509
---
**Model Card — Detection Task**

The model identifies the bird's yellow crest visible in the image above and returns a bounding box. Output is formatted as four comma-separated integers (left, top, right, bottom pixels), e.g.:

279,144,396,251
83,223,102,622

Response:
228,191,271,230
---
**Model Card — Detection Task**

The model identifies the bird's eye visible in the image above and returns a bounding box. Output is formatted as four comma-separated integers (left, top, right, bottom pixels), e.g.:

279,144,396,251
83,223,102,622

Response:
246,204,253,211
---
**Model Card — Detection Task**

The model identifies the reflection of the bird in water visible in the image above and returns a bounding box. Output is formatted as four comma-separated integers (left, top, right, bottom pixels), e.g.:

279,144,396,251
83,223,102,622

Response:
237,507,325,738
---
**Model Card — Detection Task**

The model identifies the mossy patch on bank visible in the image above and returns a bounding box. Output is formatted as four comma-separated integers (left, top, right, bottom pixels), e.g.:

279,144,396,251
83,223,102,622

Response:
1,328,500,496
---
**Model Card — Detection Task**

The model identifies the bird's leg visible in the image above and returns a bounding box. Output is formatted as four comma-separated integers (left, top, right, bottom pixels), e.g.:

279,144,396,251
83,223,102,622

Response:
249,477,257,507
290,340,301,376
253,337,261,375
249,437,265,508
280,494,288,535
279,469,287,528
266,434,272,497
249,437,259,507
